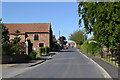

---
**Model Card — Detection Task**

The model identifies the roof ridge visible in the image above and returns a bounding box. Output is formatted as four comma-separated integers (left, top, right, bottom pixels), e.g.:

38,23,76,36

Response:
3,23,51,24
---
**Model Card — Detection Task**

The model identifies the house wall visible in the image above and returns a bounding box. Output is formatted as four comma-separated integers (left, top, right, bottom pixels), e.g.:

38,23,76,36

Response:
9,35,25,42
9,33,50,52
27,33,50,52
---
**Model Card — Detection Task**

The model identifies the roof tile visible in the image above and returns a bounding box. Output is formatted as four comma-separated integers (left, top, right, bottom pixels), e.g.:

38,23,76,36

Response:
4,23,51,34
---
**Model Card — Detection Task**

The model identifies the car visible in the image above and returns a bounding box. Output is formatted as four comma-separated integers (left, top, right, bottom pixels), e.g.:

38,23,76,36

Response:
63,45,68,49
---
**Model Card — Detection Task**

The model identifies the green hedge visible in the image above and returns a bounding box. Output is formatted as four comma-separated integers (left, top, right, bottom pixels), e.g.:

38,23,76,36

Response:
81,41,102,57
81,43,88,53
39,47,50,55
28,51,37,59
87,42,98,55
52,43,60,51
45,46,50,54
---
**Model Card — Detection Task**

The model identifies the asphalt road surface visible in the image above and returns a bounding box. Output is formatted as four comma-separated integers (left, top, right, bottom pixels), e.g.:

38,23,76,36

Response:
14,47,105,78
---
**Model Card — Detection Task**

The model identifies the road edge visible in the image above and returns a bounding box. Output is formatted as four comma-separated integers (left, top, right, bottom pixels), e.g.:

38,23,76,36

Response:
77,49,112,79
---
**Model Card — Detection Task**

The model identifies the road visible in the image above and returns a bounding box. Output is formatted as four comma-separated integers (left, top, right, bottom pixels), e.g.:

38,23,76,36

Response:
10,47,106,78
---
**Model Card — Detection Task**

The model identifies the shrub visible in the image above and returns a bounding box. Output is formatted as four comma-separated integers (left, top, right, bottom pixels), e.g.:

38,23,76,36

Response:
42,47,45,54
81,43,88,53
87,42,98,55
36,53,41,58
94,45,102,57
39,47,45,55
76,41,83,45
2,42,12,56
28,51,37,59
52,43,60,51
81,41,103,57
45,46,50,54
39,47,42,54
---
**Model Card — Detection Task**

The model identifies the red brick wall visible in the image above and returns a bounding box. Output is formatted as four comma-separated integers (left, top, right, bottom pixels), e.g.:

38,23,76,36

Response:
9,33,50,52
27,33,50,52
9,35,25,42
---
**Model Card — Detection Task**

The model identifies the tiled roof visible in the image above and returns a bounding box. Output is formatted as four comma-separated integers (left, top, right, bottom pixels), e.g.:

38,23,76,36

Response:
4,23,51,34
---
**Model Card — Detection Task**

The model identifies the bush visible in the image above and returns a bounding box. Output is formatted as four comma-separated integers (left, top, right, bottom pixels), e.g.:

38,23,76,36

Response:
36,53,41,58
52,43,60,51
45,46,50,54
39,47,45,55
2,42,12,56
39,47,42,54
87,42,98,55
28,51,37,59
94,46,102,57
81,41,103,57
81,43,88,53
76,41,83,45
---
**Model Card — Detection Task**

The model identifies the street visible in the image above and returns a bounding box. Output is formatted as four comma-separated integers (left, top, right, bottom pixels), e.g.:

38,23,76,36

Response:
10,47,106,78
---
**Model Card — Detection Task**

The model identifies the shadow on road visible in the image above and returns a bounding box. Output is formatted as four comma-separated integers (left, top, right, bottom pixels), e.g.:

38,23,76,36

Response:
8,57,52,64
58,50,75,52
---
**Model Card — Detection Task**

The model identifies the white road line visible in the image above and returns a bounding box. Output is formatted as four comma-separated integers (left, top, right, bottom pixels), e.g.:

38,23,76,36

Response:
77,49,112,79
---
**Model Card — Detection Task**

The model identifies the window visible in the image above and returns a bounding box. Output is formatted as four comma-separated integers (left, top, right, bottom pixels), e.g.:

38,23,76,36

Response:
39,43,44,47
34,35,39,40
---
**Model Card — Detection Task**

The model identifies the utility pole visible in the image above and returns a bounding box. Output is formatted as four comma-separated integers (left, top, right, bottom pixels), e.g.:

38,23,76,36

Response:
0,18,2,23
59,30,60,38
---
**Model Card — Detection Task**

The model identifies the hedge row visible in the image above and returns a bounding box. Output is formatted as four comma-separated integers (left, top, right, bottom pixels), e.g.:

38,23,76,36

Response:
39,47,50,55
81,42,102,57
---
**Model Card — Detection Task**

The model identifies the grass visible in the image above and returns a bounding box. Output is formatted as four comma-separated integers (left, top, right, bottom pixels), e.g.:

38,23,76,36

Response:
94,54,119,69
101,58,119,69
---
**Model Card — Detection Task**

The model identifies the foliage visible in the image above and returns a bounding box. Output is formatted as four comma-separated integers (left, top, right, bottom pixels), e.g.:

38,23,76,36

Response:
36,53,40,58
76,41,83,45
13,30,20,36
78,2,120,49
69,30,86,44
58,36,67,46
52,43,60,51
81,41,102,57
16,42,26,54
81,43,88,53
94,45,102,57
2,42,12,56
11,37,21,44
39,47,45,55
45,46,50,54
39,47,43,54
2,25,25,56
28,51,37,59
2,24,9,42
11,30,21,44
87,42,98,55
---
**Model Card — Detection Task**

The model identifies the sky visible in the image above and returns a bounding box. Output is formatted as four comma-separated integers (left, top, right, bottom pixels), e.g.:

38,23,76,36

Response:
2,2,91,42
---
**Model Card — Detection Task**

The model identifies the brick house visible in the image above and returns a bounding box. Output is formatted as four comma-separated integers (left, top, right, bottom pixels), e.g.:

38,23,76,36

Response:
67,42,76,47
4,23,53,52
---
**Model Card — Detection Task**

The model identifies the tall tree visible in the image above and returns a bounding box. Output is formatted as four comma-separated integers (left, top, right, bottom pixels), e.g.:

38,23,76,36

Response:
11,30,21,44
58,36,67,48
69,30,86,45
2,24,9,42
78,2,120,49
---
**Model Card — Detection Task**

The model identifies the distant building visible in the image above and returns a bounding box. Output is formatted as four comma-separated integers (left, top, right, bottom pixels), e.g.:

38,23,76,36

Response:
88,37,96,43
67,42,76,47
5,23,53,52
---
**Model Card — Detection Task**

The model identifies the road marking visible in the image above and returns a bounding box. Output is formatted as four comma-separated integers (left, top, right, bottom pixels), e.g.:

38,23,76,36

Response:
76,49,112,79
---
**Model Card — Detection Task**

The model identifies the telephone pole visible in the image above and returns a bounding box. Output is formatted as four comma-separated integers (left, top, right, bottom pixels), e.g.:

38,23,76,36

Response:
59,30,60,38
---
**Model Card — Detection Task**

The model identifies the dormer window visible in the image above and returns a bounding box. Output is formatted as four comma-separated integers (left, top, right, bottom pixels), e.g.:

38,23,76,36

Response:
34,35,39,40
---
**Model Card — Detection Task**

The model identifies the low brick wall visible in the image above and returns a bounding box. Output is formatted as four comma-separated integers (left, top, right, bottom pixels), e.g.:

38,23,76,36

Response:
1,55,28,64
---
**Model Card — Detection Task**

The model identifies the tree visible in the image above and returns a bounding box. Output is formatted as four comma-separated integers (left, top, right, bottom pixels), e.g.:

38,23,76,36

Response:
11,30,21,44
69,30,86,45
2,24,9,43
78,2,120,49
58,36,67,48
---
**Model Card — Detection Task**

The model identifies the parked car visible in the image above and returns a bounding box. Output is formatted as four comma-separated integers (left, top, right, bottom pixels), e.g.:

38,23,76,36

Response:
63,45,68,49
